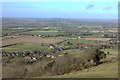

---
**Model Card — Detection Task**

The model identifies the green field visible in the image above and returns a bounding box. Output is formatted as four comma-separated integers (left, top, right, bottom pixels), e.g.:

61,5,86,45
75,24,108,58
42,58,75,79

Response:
22,30,64,36
30,30,59,33
64,39,99,45
56,39,99,49
63,49,84,54
62,49,85,57
2,42,48,53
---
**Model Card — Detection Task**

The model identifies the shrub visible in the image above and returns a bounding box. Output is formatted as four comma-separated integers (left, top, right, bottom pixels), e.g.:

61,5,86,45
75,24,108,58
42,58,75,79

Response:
84,48,107,65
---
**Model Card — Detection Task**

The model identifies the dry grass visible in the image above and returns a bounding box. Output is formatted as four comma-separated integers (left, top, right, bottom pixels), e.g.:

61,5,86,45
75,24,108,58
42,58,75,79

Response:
2,35,65,46
40,61,118,78
84,38,111,41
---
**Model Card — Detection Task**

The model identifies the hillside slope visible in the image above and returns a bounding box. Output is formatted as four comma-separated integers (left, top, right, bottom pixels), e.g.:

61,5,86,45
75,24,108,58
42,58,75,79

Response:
49,61,118,78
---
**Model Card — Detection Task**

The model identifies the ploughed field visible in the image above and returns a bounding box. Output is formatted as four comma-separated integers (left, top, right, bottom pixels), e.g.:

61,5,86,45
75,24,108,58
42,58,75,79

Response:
2,35,112,47
84,38,111,41
2,35,65,47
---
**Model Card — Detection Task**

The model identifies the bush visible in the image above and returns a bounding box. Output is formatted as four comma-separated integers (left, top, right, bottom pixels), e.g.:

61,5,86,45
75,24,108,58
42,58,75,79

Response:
84,48,107,65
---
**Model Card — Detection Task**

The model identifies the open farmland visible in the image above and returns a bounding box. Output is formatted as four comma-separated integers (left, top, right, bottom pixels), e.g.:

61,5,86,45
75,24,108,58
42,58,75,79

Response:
84,38,111,41
30,30,59,32
59,39,101,45
22,30,64,36
2,43,48,53
2,35,65,47
2,18,118,78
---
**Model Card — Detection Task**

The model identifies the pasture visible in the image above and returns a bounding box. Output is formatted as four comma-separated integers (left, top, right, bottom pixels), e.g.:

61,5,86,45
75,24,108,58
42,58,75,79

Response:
62,39,100,45
30,30,59,33
2,42,48,53
22,30,64,36
63,49,85,57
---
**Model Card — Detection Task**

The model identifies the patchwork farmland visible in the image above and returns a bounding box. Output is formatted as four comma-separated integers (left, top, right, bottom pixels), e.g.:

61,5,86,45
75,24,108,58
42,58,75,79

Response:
2,18,118,78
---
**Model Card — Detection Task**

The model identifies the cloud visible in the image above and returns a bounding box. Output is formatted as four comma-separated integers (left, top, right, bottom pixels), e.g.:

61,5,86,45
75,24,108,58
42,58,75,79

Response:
86,5,94,9
103,7,113,10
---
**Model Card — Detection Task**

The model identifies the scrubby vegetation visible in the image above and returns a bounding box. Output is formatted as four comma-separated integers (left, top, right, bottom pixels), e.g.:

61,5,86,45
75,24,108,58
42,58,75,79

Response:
2,48,107,78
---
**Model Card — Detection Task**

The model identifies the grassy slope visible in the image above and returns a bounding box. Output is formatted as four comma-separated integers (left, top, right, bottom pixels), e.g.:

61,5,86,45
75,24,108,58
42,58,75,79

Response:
103,49,118,58
39,49,118,78
48,62,118,78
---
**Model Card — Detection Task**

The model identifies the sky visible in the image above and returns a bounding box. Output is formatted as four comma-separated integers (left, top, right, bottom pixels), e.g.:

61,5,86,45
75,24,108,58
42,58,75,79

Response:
2,2,118,19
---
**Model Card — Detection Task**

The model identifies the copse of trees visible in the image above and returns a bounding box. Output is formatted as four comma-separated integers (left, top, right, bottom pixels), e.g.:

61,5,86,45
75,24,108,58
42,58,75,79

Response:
84,48,107,65
91,49,106,65
44,48,107,76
